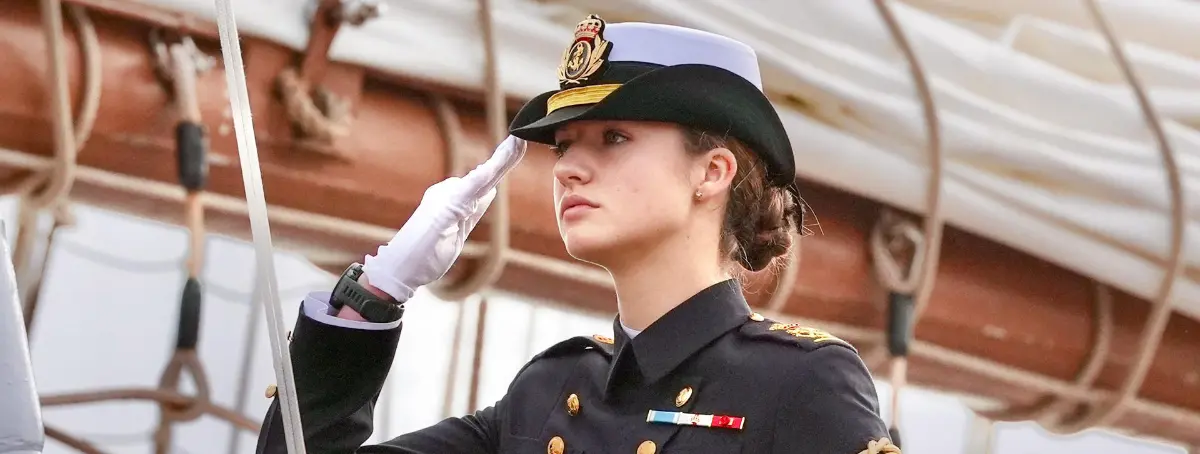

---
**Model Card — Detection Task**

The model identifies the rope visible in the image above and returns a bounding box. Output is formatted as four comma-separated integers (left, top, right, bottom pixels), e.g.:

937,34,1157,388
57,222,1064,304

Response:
3,128,1196,429
441,287,468,417
29,0,79,211
227,264,265,454
212,0,307,451
40,388,259,430
152,40,213,454
867,0,946,446
275,67,354,156
427,0,509,419
0,143,615,287
963,414,996,454
17,203,75,333
1046,0,1187,432
427,0,511,301
273,0,383,158
976,282,1113,429
52,237,328,299
6,151,1200,438
467,295,489,411
44,424,109,454
14,2,101,332
331,0,383,26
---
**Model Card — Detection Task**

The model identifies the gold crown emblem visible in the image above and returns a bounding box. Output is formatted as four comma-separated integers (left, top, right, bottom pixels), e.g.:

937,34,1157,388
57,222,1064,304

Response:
557,14,612,86
574,16,604,39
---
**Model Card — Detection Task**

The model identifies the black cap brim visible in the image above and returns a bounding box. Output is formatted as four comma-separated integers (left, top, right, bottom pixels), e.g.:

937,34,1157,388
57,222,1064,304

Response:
509,64,795,187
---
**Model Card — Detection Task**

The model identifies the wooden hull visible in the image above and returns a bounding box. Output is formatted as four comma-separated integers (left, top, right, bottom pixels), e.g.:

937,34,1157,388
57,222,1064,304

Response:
2,0,1199,445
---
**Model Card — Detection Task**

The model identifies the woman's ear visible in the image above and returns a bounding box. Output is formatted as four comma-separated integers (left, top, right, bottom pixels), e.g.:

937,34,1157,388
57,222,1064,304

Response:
695,147,737,201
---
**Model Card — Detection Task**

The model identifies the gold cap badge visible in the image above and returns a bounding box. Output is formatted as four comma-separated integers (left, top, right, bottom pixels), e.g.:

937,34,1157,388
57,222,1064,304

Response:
557,14,612,86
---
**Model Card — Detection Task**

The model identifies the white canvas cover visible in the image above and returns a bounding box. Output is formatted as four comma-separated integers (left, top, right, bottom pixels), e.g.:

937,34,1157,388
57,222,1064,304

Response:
134,0,1200,319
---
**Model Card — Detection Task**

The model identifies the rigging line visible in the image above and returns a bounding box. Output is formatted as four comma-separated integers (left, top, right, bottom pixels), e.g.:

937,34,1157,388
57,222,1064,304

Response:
206,280,331,304
212,0,307,451
44,424,107,454
1049,0,1189,432
227,263,264,454
52,238,329,301
55,238,185,272
153,38,214,454
43,428,158,445
30,0,79,211
17,1,102,335
868,0,945,447
427,0,510,301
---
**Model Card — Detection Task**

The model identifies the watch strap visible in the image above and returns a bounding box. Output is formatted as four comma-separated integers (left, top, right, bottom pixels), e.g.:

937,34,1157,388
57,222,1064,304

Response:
331,263,405,323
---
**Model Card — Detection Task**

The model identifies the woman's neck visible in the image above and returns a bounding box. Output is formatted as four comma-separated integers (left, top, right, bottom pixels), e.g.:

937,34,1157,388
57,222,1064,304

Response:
609,231,729,331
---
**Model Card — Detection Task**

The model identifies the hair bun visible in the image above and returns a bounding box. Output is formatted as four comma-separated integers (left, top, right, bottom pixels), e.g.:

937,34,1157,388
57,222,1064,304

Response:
736,189,794,272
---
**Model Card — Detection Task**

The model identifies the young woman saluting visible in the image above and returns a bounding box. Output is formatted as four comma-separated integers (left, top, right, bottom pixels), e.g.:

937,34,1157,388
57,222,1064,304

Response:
258,14,897,454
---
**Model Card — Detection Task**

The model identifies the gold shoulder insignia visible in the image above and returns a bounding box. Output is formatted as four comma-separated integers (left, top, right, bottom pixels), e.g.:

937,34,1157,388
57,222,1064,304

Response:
858,437,901,454
739,316,855,352
592,334,614,345
532,335,615,363
557,14,613,86
768,323,844,344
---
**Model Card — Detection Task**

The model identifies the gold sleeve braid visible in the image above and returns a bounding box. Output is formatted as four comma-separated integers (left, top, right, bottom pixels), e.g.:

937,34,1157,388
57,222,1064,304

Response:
858,438,901,454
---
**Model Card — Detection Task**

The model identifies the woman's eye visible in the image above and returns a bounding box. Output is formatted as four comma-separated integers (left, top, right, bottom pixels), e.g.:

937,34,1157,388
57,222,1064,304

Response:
604,130,628,145
551,141,570,157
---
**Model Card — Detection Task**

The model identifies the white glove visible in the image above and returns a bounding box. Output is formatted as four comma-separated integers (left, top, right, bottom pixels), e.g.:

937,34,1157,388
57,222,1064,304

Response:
362,135,527,301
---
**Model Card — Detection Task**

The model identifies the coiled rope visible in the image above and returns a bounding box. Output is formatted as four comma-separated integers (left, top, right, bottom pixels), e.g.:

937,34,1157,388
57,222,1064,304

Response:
211,0,307,452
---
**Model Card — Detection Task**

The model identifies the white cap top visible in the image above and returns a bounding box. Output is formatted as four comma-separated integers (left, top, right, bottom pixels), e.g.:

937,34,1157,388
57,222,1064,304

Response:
603,22,763,91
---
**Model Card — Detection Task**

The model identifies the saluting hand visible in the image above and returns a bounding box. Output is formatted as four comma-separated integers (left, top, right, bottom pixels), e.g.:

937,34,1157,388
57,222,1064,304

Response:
362,135,527,302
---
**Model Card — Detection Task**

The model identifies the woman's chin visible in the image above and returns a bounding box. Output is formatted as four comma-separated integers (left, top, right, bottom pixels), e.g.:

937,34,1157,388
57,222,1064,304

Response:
561,230,619,266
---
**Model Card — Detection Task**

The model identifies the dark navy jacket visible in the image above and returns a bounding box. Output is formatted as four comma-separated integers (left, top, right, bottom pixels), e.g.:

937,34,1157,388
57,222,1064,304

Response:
257,280,897,453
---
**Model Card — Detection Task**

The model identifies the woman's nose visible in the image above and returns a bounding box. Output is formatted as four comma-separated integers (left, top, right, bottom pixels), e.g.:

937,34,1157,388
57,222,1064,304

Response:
553,152,592,188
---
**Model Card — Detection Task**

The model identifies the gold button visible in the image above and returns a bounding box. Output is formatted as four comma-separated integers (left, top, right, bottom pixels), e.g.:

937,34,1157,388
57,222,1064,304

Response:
637,440,656,454
593,334,614,344
566,393,581,416
547,436,565,454
264,384,277,398
749,312,765,322
675,386,693,407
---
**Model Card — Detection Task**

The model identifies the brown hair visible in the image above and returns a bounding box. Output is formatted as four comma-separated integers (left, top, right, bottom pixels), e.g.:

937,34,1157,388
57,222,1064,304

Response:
682,128,804,272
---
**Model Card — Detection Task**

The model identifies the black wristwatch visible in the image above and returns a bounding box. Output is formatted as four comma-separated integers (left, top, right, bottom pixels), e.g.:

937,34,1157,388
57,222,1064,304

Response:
330,263,405,323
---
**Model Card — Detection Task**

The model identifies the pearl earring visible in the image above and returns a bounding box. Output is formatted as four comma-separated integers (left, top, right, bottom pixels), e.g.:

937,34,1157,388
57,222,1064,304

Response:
694,190,703,200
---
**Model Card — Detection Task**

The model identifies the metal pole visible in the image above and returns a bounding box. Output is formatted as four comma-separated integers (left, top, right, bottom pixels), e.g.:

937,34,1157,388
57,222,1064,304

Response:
0,220,46,454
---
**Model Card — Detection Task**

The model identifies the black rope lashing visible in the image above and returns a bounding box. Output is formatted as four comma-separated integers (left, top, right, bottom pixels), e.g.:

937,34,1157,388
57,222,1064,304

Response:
175,277,203,349
173,117,207,350
886,291,915,449
176,120,208,192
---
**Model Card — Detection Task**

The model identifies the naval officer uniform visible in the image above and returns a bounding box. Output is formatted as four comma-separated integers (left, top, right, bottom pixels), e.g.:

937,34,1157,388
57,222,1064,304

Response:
256,14,899,454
